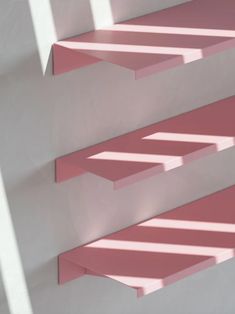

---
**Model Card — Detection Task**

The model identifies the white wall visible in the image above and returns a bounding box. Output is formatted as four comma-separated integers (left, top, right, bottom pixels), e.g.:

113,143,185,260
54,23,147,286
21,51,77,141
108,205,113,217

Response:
1,1,235,313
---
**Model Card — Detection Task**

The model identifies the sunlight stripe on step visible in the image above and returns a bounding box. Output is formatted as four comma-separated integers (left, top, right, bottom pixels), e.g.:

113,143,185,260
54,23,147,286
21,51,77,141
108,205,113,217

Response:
88,151,183,170
143,132,235,151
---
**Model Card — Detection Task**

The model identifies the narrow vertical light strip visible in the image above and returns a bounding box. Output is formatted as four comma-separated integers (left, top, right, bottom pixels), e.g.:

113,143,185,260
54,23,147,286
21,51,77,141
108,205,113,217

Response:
0,170,33,314
28,0,57,73
89,0,113,29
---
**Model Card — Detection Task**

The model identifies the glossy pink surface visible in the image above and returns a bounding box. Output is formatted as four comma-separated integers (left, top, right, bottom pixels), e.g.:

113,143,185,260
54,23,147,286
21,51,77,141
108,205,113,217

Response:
53,0,235,78
59,185,235,297
56,96,235,189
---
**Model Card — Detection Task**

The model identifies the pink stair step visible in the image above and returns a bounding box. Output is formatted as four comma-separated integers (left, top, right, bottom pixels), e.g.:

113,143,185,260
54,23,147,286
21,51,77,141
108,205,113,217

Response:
53,0,235,78
55,96,235,189
59,185,235,297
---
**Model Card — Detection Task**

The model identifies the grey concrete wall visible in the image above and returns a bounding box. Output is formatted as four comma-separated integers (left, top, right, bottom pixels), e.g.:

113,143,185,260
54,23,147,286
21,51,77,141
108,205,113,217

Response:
1,1,235,313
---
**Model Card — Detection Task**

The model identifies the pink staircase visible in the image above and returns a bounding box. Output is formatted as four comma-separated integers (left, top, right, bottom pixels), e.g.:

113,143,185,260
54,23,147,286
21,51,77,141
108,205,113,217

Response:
56,96,235,189
59,185,235,297
56,0,235,298
53,0,235,78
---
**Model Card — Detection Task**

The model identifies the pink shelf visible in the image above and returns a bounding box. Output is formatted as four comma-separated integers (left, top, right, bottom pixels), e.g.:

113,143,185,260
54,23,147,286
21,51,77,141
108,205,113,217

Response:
53,0,235,78
55,96,235,189
59,185,235,297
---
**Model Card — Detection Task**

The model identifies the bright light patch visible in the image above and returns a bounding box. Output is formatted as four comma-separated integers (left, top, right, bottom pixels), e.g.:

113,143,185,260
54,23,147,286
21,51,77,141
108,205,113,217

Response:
87,239,234,263
143,132,235,151
89,0,113,29
140,218,235,233
28,0,57,73
106,24,235,38
0,171,33,314
88,151,183,170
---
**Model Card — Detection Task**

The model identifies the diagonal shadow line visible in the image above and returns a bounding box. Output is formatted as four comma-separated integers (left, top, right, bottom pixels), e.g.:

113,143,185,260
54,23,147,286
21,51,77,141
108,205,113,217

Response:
58,41,203,63
82,130,235,180
71,246,235,280
77,143,219,188
86,239,235,264
86,131,235,165
107,225,235,248
84,143,217,171
87,255,219,297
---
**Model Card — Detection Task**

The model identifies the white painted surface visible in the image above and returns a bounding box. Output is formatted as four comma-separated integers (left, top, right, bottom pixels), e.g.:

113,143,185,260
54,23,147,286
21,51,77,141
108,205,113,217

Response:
1,1,235,313
0,171,33,314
